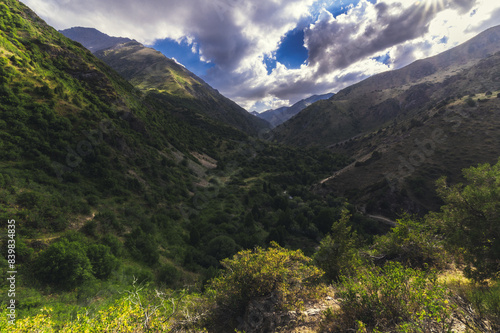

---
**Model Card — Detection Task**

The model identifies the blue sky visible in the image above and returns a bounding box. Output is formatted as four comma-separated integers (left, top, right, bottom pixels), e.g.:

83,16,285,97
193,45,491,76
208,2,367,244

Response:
22,0,500,112
158,0,372,77
152,38,215,76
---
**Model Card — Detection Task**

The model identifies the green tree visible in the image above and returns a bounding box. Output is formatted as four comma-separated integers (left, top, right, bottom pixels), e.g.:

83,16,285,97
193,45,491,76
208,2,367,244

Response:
207,235,240,261
34,239,93,290
86,244,118,279
125,229,159,266
313,205,361,282
430,159,500,281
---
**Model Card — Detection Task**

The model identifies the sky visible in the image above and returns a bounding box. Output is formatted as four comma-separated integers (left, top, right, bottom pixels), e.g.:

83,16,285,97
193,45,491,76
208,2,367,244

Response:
20,0,500,112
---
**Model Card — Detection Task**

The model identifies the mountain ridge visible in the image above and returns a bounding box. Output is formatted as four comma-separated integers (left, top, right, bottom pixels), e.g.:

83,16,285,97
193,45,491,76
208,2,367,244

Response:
59,27,132,53
254,93,334,128
284,25,500,216
273,24,500,147
60,27,271,136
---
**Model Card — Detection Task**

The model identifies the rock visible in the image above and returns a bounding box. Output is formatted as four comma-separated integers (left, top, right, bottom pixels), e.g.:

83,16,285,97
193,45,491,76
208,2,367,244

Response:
237,294,297,333
304,308,322,317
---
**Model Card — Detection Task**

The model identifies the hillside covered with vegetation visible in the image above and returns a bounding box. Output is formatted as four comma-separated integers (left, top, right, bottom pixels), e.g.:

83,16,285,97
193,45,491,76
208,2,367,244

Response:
1,0,500,332
60,27,270,136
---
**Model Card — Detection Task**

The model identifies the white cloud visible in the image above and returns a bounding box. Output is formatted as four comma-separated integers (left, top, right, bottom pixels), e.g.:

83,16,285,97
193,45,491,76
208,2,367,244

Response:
19,0,500,112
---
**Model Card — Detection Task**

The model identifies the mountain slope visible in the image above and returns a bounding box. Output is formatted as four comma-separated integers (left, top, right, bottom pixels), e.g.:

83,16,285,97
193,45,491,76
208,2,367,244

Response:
0,0,354,298
274,25,500,147
61,27,271,136
0,0,254,246
303,28,500,216
255,93,334,128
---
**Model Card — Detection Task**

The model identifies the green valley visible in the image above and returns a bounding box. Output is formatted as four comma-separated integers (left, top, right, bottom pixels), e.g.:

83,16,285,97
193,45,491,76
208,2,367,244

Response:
1,0,500,332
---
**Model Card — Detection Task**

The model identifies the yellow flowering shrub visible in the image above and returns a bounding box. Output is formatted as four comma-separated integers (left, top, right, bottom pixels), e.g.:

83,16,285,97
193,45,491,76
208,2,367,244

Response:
0,294,176,332
208,242,324,322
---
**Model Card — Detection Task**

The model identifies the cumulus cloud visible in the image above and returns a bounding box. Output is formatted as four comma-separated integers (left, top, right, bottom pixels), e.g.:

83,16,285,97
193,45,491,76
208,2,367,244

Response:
304,0,478,77
20,0,500,112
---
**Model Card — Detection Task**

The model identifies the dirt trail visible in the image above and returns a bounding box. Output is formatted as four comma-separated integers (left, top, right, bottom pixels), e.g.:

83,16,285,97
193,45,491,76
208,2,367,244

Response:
319,152,372,184
26,212,95,243
367,214,397,227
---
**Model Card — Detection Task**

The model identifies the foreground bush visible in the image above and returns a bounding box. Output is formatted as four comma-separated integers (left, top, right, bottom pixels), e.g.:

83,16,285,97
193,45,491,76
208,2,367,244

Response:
34,239,93,290
430,159,500,282
454,280,500,331
372,214,446,269
0,287,201,333
208,242,324,326
323,262,455,332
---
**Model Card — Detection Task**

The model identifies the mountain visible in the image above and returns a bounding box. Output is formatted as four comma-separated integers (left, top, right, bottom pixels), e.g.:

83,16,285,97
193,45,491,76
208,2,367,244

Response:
274,25,500,147
60,27,270,136
0,0,351,311
0,0,245,221
254,93,334,128
58,27,132,53
5,2,500,332
272,25,500,216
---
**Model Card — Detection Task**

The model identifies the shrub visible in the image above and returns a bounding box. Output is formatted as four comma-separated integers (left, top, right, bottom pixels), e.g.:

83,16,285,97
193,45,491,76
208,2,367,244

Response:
313,206,362,282
16,191,42,209
125,229,159,266
157,262,182,287
50,216,69,232
34,239,93,290
207,235,240,261
208,242,323,324
95,210,120,231
86,244,118,279
101,233,124,257
430,159,500,281
323,262,455,332
466,97,476,107
81,220,98,237
372,213,446,269
458,281,500,331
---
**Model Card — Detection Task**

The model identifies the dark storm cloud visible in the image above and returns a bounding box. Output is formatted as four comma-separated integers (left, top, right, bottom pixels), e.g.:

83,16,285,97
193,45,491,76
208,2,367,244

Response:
452,0,476,14
25,0,312,72
305,0,477,77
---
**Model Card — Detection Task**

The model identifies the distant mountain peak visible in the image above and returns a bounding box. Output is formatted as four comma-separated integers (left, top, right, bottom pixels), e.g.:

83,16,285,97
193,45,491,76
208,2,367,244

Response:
255,93,334,128
60,27,132,53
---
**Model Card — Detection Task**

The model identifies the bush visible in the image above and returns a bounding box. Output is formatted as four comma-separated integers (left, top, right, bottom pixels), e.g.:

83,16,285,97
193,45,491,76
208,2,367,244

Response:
157,262,182,287
34,239,93,290
86,244,118,279
323,262,455,332
101,233,124,257
81,220,98,237
125,229,159,266
207,235,240,261
16,191,42,209
208,242,323,324
313,206,362,282
459,281,500,331
50,216,69,232
372,214,446,269
466,97,476,107
430,159,500,281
